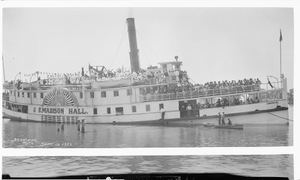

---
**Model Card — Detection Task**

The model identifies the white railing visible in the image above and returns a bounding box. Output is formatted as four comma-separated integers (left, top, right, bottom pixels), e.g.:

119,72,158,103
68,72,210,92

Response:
139,82,283,102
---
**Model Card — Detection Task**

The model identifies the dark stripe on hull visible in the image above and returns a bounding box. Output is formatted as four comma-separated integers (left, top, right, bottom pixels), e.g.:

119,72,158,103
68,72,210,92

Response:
109,106,289,125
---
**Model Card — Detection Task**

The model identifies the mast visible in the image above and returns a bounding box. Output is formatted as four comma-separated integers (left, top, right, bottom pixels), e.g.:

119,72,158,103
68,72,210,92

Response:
279,29,283,80
2,56,5,82
126,18,140,73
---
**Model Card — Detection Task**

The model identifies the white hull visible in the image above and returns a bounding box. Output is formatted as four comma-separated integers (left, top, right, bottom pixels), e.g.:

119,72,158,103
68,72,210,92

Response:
3,99,289,125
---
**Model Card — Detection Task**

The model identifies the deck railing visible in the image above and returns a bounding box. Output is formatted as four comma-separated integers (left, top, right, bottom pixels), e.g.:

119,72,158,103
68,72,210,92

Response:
139,82,283,102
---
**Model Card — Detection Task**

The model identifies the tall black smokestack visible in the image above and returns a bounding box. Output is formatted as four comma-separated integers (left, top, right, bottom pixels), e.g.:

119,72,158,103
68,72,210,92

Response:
126,18,140,73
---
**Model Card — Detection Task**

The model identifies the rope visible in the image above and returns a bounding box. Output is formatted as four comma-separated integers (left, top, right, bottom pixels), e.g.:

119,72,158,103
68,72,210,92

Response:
267,112,293,122
108,22,127,68
137,40,152,66
188,77,197,84
136,30,163,63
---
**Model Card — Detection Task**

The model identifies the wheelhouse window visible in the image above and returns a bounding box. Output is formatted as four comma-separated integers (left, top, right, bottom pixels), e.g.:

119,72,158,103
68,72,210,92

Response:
90,92,94,98
34,93,36,98
107,107,111,114
116,107,124,115
146,104,151,112
40,93,44,98
114,90,119,97
93,108,97,115
18,92,20,97
101,91,106,98
27,92,30,98
22,92,24,97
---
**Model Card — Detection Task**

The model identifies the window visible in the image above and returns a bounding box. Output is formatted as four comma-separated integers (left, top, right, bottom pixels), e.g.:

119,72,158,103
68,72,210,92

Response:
114,90,119,97
159,103,164,109
90,92,94,98
22,92,24,97
33,107,36,113
93,108,97,115
34,93,36,98
80,92,83,98
18,92,20,97
101,91,106,98
116,107,124,115
146,104,151,112
132,106,136,113
27,92,30,98
40,93,44,98
107,107,111,114
14,91,16,97
127,89,132,96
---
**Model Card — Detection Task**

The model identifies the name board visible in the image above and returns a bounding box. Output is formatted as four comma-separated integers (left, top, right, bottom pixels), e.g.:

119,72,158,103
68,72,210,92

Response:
38,107,88,115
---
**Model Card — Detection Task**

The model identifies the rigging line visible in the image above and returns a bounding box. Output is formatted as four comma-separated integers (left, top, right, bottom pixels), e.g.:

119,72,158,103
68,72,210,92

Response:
136,30,163,63
267,111,293,122
188,77,197,84
137,40,152,67
108,22,127,69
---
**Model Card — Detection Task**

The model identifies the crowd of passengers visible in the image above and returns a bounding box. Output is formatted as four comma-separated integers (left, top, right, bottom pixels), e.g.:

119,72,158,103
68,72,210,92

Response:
178,96,261,118
8,67,262,95
189,97,260,110
139,77,262,97
91,67,190,86
198,78,262,89
5,103,28,113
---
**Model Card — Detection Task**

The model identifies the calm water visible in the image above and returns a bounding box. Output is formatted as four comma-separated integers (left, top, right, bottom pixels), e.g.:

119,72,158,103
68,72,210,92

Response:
2,155,293,179
2,106,294,148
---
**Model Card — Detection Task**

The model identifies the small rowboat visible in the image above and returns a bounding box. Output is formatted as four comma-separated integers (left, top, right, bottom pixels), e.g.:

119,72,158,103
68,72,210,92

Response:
204,123,243,130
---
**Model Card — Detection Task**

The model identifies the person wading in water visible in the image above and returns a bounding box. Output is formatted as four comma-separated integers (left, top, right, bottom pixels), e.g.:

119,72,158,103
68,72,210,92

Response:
81,119,85,133
221,112,226,125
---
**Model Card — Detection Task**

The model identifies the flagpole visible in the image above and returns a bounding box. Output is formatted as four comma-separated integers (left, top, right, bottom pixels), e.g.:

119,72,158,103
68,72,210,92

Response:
2,56,5,83
279,29,282,80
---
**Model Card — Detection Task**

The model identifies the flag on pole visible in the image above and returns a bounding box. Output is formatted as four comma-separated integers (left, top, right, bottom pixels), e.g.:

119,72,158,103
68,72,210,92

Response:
279,29,283,42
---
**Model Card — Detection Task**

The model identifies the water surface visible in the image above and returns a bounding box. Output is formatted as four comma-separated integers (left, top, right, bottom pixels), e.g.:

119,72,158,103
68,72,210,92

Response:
2,106,293,148
2,155,293,179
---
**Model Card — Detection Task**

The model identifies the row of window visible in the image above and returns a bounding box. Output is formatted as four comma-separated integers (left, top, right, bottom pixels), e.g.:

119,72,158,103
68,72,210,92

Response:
12,91,44,98
11,89,133,99
92,103,164,115
80,89,132,98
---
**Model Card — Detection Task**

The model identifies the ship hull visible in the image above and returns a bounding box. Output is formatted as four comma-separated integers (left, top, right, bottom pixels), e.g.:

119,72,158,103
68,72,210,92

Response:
2,101,289,125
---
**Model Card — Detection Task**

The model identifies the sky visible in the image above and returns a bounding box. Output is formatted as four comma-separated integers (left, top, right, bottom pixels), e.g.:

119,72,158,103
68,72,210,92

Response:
2,7,295,89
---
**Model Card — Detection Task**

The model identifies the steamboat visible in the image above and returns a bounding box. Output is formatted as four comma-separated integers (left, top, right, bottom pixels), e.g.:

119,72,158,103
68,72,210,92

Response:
2,18,289,125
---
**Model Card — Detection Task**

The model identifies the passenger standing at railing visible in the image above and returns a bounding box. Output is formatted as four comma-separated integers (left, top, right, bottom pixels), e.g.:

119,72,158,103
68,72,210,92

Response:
160,107,165,120
181,105,186,117
186,104,192,117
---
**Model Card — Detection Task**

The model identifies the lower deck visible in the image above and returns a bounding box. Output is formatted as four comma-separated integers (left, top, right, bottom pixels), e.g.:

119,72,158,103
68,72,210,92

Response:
3,99,289,125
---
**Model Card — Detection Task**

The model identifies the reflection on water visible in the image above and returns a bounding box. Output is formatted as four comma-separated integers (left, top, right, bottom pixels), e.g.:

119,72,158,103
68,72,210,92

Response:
2,121,293,148
2,106,294,148
2,155,293,179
